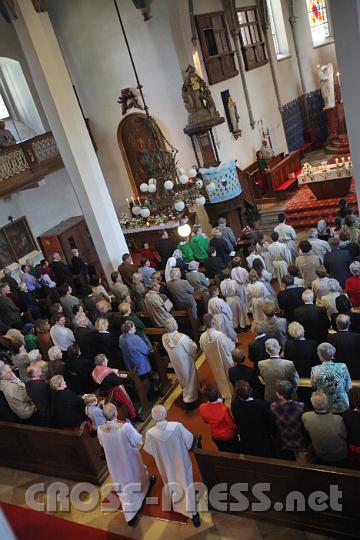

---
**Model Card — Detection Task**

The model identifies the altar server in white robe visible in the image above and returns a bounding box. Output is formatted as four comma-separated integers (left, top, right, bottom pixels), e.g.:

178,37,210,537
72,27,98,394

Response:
162,317,199,406
274,212,298,261
246,269,270,323
268,231,291,288
144,405,201,526
231,257,250,313
252,257,277,307
200,314,235,403
220,276,250,330
207,285,237,342
97,403,155,526
255,232,273,273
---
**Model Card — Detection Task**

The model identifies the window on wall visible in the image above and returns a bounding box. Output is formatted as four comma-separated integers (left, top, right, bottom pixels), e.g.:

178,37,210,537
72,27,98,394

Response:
266,0,290,59
237,7,267,71
306,0,331,46
0,93,9,120
195,12,238,85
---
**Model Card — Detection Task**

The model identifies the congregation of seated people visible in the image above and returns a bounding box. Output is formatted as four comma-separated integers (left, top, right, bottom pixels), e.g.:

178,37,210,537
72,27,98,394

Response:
0,205,360,471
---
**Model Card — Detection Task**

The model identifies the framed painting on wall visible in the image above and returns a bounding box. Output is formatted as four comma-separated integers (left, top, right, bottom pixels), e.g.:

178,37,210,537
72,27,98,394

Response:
0,231,15,270
3,217,37,261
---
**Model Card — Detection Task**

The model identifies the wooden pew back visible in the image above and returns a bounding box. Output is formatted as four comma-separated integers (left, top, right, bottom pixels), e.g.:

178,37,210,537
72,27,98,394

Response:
193,444,360,539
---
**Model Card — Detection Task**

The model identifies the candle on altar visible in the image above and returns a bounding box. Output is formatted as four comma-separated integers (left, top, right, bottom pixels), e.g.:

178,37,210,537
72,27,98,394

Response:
138,197,142,206
348,156,351,161
337,72,340,87
126,198,130,208
131,196,135,205
342,157,345,163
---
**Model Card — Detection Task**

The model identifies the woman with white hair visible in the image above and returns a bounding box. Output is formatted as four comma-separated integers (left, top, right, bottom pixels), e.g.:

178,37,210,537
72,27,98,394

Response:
246,269,270,324
319,278,342,318
258,338,299,402
345,260,360,307
220,274,250,331
162,317,199,407
207,285,237,342
47,345,65,378
131,272,146,311
311,342,352,413
284,322,318,377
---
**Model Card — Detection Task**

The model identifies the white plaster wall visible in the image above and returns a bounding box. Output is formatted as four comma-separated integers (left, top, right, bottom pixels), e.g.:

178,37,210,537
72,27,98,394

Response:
0,17,48,131
0,168,82,239
47,0,339,205
48,0,195,215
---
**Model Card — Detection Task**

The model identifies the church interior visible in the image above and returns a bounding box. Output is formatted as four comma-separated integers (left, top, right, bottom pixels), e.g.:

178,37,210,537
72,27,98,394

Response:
0,0,360,538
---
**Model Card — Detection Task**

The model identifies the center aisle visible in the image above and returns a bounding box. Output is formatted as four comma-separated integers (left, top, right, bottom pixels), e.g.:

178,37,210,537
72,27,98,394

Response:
139,330,255,521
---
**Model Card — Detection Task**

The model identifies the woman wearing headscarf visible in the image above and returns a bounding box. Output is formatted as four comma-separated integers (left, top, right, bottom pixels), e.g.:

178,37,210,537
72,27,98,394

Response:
220,274,250,331
246,269,270,324
207,285,237,342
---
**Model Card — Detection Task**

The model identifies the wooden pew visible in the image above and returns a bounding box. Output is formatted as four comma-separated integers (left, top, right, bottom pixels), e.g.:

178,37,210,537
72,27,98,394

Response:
136,308,200,344
192,440,360,539
0,420,107,484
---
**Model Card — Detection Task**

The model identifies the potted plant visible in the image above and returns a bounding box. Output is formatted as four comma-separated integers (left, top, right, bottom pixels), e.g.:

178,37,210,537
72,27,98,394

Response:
246,206,261,229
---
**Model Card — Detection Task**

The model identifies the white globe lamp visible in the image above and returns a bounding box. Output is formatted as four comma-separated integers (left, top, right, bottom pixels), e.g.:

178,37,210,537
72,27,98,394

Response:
188,168,197,178
148,184,156,193
140,183,149,192
195,195,206,206
148,178,156,185
132,206,141,216
177,223,191,238
164,180,174,190
174,200,185,212
140,207,150,218
179,174,188,185
195,179,204,189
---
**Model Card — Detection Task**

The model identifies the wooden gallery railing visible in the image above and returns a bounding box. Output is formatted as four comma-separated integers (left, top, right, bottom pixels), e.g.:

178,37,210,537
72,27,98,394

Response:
0,132,64,197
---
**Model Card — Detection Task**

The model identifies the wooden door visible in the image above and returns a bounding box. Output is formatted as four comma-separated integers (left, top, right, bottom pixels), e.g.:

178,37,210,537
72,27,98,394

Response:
59,220,103,276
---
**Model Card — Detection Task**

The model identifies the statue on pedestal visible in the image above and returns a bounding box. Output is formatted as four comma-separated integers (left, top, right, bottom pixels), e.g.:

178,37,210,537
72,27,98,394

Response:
182,65,220,126
317,63,335,109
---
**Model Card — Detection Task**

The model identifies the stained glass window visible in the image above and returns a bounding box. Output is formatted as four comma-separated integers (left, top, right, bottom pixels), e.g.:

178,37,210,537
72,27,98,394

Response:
307,0,330,46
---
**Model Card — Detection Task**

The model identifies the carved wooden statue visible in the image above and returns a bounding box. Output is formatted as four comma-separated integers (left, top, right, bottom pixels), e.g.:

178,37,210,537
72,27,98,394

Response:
118,88,143,116
182,65,220,126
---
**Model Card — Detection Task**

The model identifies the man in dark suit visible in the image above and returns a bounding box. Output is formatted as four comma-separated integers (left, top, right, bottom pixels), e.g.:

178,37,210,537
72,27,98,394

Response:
327,313,360,379
155,230,175,266
248,321,272,367
50,252,74,287
293,289,329,342
277,275,305,322
324,237,352,287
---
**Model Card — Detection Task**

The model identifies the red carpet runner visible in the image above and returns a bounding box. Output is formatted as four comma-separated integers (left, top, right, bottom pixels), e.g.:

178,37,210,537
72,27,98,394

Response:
1,502,134,540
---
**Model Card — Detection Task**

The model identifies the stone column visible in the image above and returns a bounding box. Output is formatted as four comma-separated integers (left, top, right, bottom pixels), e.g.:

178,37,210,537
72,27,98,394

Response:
329,0,360,201
12,0,129,279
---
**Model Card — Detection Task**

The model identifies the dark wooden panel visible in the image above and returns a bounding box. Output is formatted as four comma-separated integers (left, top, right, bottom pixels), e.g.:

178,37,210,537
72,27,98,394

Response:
193,447,360,539
0,421,108,484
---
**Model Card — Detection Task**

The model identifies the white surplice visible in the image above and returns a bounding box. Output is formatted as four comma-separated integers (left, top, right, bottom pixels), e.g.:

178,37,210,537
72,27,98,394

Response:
162,331,199,403
208,297,237,342
274,223,298,261
246,281,269,323
144,420,196,518
255,241,273,273
200,328,235,401
97,421,149,522
268,241,291,287
220,278,250,329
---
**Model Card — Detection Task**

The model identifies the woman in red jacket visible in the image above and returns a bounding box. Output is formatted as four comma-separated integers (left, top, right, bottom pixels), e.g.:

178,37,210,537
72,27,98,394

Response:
199,383,240,453
345,261,360,307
